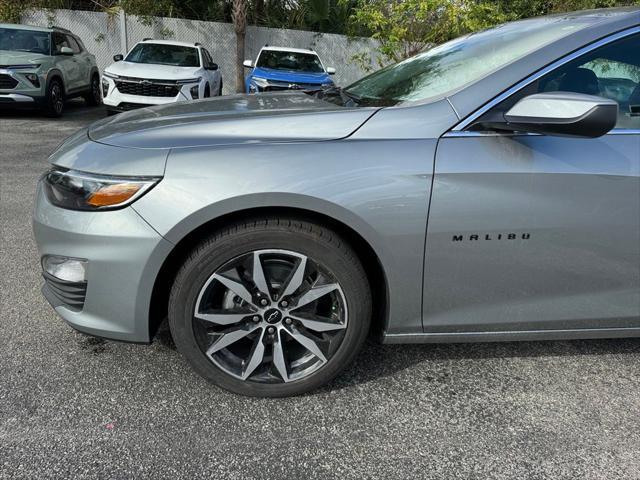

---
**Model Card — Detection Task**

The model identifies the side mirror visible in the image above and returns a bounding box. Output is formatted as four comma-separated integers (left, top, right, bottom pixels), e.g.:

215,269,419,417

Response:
207,63,218,71
243,59,253,68
504,92,617,138
113,54,124,62
326,67,336,75
60,46,74,56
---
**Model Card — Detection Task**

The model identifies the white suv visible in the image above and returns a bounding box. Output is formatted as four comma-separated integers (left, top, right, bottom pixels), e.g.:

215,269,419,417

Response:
102,39,222,114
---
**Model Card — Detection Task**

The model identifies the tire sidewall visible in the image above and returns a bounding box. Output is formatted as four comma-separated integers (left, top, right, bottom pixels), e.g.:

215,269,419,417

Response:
45,79,64,117
169,223,371,397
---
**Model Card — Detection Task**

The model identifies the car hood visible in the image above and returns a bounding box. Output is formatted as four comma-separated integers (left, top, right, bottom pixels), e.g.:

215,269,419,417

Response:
251,67,331,84
104,61,200,80
88,92,378,149
0,50,49,67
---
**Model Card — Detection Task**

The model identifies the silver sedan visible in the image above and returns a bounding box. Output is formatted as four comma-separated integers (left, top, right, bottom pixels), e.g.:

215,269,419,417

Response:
33,8,640,396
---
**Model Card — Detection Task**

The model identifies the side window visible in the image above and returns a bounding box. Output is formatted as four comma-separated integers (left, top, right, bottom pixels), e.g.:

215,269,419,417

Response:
66,35,81,54
202,49,213,68
477,33,640,130
52,33,70,54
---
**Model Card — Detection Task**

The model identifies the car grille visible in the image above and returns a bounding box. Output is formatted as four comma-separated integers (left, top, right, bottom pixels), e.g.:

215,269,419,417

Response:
262,80,322,92
0,74,18,89
115,76,180,97
43,271,87,310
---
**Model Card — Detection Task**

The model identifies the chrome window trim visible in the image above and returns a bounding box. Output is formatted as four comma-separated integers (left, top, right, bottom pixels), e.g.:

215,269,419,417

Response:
442,129,640,138
451,26,640,133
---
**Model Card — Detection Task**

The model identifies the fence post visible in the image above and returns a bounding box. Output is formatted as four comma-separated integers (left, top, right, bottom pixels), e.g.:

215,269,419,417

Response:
119,9,128,54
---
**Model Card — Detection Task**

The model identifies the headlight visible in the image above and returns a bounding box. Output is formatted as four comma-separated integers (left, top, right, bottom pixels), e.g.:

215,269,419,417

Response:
42,168,161,211
177,77,202,85
103,71,119,79
251,77,269,89
7,64,40,70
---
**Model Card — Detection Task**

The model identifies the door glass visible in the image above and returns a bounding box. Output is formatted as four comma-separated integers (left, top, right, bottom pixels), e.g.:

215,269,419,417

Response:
53,33,70,54
202,49,213,68
66,35,81,54
474,33,640,130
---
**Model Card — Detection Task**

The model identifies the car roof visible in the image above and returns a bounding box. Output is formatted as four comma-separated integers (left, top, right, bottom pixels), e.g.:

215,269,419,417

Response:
260,46,317,55
139,39,200,48
0,23,56,33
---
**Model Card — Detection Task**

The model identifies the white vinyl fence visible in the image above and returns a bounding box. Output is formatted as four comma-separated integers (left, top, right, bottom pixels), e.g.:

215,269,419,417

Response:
21,9,382,94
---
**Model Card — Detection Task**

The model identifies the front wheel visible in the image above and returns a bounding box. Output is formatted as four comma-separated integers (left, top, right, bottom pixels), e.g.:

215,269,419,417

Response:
44,79,64,117
168,217,372,397
84,74,102,106
218,79,223,96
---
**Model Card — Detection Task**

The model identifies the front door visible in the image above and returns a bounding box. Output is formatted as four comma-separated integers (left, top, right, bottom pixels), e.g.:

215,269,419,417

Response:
423,33,640,334
52,33,80,91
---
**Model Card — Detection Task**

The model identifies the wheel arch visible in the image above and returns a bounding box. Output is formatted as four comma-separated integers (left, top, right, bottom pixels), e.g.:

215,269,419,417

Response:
147,206,390,341
46,69,65,93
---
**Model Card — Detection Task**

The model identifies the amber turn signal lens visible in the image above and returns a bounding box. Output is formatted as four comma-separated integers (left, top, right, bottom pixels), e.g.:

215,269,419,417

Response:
87,183,144,207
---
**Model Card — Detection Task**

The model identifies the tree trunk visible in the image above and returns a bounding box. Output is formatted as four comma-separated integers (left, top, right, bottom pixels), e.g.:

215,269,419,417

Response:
235,30,246,93
232,0,247,93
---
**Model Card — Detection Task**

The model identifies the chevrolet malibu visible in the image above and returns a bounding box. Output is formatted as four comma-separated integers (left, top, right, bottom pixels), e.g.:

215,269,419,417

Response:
33,9,640,397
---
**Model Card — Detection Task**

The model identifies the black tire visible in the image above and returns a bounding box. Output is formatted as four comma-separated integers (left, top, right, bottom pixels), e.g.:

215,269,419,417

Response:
218,79,223,96
204,83,210,98
84,74,102,106
44,78,65,117
168,217,372,397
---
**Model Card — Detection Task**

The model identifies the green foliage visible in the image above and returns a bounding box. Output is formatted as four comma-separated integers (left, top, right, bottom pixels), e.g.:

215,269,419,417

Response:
346,0,511,63
346,0,640,63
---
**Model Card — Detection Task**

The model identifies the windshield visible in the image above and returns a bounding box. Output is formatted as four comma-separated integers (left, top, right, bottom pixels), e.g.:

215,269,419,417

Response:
0,28,50,55
125,43,200,67
256,50,324,73
344,16,595,107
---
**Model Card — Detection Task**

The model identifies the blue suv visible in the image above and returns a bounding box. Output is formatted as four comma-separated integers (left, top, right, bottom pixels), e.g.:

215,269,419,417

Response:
244,46,335,93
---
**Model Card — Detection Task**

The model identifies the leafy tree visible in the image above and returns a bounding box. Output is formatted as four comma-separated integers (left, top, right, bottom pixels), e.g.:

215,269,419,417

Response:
346,0,510,63
346,0,640,64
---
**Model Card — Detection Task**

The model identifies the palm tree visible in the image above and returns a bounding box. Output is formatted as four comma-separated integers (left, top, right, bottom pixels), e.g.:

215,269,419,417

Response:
232,0,248,93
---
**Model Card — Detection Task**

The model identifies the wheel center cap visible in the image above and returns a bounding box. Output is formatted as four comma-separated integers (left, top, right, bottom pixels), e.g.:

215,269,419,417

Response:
264,308,283,325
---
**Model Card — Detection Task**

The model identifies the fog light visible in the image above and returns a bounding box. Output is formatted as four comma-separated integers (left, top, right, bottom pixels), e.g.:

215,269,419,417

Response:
42,255,87,283
190,85,199,99
102,79,109,97
25,73,40,88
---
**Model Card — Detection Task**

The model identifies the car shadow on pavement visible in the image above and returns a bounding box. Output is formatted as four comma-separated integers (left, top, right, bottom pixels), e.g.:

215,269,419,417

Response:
0,99,106,120
324,336,640,391
151,319,640,394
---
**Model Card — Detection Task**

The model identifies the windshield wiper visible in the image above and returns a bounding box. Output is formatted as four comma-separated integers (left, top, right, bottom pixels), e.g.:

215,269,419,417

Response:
311,85,362,107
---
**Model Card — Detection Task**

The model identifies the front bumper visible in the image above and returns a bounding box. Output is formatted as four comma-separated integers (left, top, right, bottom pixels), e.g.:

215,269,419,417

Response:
0,68,46,104
102,80,195,111
33,180,173,342
0,93,37,103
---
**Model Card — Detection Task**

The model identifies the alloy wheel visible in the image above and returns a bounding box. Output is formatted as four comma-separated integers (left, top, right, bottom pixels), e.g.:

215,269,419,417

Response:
51,83,63,115
92,77,101,103
193,249,348,383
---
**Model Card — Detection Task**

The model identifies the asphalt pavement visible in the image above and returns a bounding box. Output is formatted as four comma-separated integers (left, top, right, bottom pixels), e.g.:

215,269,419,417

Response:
1,101,639,480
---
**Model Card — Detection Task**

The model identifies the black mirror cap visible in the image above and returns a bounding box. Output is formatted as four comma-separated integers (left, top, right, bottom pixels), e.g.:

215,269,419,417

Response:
207,63,218,71
113,54,124,62
504,93,618,138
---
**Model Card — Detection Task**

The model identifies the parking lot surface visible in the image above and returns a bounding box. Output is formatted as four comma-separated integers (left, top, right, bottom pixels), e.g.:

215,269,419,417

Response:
1,102,640,480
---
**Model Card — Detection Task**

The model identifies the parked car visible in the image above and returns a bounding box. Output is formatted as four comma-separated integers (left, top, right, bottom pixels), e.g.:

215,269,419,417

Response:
34,8,640,397
0,24,100,117
102,39,222,114
243,46,335,93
